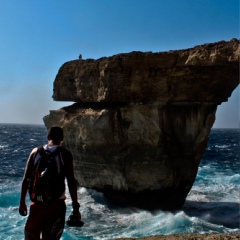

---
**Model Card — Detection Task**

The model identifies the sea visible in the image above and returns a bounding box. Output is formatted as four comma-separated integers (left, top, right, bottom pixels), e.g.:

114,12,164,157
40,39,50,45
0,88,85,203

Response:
0,123,239,240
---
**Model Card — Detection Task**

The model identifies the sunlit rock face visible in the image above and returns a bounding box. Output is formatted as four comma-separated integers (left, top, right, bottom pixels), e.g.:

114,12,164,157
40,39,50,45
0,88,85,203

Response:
44,39,239,209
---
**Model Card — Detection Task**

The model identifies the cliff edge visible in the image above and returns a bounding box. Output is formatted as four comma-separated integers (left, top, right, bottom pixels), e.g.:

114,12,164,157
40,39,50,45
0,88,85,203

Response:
44,39,239,210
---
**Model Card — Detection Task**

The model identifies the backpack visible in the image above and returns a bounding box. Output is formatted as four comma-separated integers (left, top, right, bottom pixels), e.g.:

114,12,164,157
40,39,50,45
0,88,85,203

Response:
29,146,65,202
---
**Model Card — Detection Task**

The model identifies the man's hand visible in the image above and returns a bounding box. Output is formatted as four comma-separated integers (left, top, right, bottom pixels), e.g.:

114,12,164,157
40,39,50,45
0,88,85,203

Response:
72,202,81,220
19,202,28,216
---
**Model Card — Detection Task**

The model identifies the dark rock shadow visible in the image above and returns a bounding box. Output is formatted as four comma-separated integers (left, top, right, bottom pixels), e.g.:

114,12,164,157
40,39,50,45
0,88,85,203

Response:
183,200,240,229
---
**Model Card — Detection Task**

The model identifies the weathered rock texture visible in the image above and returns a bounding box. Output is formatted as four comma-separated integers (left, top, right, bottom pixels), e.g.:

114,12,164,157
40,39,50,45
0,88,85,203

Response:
44,39,239,210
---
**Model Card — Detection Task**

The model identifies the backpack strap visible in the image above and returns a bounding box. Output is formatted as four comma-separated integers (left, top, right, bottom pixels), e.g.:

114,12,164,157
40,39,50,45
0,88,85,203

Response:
48,146,62,158
32,146,44,165
38,146,45,154
33,146,60,166
39,146,61,158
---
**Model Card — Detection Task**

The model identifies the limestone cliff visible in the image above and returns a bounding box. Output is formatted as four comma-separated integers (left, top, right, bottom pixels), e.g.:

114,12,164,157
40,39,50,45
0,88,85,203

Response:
44,39,239,209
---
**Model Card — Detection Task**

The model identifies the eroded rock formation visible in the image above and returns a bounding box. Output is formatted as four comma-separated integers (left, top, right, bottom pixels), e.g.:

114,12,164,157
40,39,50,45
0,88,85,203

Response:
44,39,239,209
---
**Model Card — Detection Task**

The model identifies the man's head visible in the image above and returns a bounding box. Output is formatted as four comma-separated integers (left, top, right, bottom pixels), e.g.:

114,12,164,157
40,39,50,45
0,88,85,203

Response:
47,126,64,144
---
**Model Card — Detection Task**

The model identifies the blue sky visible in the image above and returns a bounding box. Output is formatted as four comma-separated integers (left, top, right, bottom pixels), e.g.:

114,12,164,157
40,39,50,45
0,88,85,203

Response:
0,0,239,127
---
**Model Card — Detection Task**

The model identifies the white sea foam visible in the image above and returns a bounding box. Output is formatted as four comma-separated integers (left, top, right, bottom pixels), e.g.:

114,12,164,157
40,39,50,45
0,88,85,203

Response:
0,145,6,149
29,138,37,142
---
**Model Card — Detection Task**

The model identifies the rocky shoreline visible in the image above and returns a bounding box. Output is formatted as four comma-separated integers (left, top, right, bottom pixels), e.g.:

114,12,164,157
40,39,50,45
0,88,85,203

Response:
112,233,240,240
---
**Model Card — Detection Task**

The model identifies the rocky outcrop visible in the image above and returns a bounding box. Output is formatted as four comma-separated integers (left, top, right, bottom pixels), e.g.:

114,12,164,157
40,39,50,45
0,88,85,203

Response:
44,39,239,210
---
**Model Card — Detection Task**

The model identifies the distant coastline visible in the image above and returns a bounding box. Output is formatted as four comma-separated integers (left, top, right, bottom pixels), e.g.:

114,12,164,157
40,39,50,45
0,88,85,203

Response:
0,122,45,126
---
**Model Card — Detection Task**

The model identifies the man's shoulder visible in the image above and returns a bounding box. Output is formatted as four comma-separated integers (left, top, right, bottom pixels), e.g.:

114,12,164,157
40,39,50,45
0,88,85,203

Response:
31,146,40,155
58,147,73,167
58,146,72,157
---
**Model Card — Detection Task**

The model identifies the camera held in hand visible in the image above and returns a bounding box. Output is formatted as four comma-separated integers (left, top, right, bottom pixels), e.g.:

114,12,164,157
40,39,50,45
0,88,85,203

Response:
66,212,84,227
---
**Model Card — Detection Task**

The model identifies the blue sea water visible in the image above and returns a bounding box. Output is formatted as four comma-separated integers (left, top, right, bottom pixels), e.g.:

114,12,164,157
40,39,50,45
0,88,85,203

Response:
0,124,239,240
